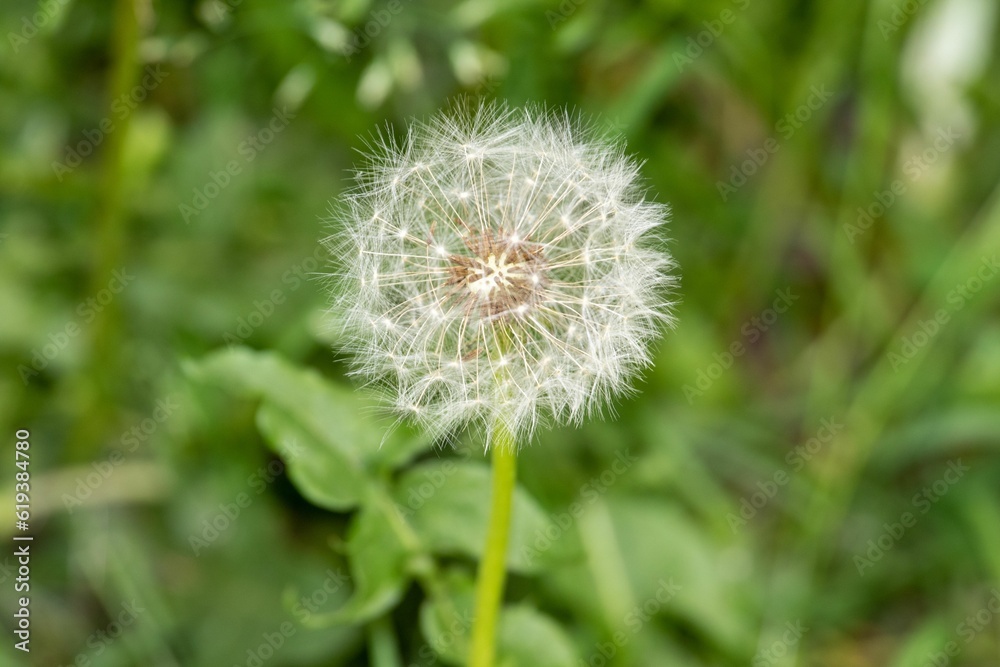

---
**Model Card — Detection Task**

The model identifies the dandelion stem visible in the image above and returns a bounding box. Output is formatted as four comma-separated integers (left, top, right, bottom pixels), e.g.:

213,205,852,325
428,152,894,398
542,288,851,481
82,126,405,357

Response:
468,424,517,667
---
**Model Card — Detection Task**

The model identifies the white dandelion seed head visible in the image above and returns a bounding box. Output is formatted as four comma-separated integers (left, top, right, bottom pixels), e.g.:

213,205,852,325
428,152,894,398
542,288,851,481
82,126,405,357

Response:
328,102,676,446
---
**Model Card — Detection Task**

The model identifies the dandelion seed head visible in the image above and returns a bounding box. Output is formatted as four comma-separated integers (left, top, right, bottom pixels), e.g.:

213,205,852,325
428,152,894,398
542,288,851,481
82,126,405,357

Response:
328,102,676,445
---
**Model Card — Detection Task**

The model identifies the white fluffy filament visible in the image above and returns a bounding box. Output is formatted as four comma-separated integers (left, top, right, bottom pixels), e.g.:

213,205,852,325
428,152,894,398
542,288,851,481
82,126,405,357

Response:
329,102,676,445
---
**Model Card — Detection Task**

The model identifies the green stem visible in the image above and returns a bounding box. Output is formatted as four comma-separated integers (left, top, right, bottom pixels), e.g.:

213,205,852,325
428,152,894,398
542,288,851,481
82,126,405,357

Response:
71,0,142,461
368,614,403,667
468,425,517,667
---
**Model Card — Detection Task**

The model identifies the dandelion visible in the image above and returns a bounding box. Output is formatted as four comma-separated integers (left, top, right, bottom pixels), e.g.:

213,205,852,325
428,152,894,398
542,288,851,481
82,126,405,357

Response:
332,102,675,443
329,101,676,667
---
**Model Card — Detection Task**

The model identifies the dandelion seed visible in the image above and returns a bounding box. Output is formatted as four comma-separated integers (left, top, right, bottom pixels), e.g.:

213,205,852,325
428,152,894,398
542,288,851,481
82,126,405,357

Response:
328,102,676,445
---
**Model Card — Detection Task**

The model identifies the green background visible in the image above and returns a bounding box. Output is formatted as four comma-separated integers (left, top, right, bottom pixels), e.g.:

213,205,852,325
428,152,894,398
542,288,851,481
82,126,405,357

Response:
3,0,1000,665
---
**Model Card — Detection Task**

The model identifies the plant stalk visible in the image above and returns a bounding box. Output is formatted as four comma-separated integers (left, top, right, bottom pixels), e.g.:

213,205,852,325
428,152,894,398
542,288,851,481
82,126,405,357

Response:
468,425,517,667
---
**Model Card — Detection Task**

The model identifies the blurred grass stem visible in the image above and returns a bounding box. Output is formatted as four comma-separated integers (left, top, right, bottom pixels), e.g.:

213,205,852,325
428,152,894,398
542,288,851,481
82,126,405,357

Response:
71,0,143,460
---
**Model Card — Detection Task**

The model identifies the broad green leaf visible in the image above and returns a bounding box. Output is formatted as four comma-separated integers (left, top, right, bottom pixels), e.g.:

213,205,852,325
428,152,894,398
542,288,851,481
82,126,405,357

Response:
186,347,431,509
546,496,753,655
256,401,366,510
418,570,475,666
393,460,578,573
305,504,410,627
607,497,752,653
419,570,578,667
497,606,578,667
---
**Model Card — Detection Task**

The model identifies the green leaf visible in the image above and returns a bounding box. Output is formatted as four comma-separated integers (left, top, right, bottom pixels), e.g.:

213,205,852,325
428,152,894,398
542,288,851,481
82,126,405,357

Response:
306,504,410,627
419,569,578,667
544,496,754,655
418,570,476,666
393,460,578,573
497,606,578,667
604,497,752,653
187,347,431,510
255,401,366,510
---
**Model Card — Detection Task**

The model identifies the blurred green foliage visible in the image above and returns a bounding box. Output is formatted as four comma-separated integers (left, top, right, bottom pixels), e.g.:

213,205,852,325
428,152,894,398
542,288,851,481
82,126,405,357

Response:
3,0,1000,665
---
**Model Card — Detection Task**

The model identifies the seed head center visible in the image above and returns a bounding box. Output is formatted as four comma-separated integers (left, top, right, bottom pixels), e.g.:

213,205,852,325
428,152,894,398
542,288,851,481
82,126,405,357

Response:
446,230,547,318
468,253,520,298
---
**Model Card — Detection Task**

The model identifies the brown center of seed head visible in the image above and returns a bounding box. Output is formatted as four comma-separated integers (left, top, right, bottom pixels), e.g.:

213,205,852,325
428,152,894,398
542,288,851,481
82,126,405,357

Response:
446,229,547,318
